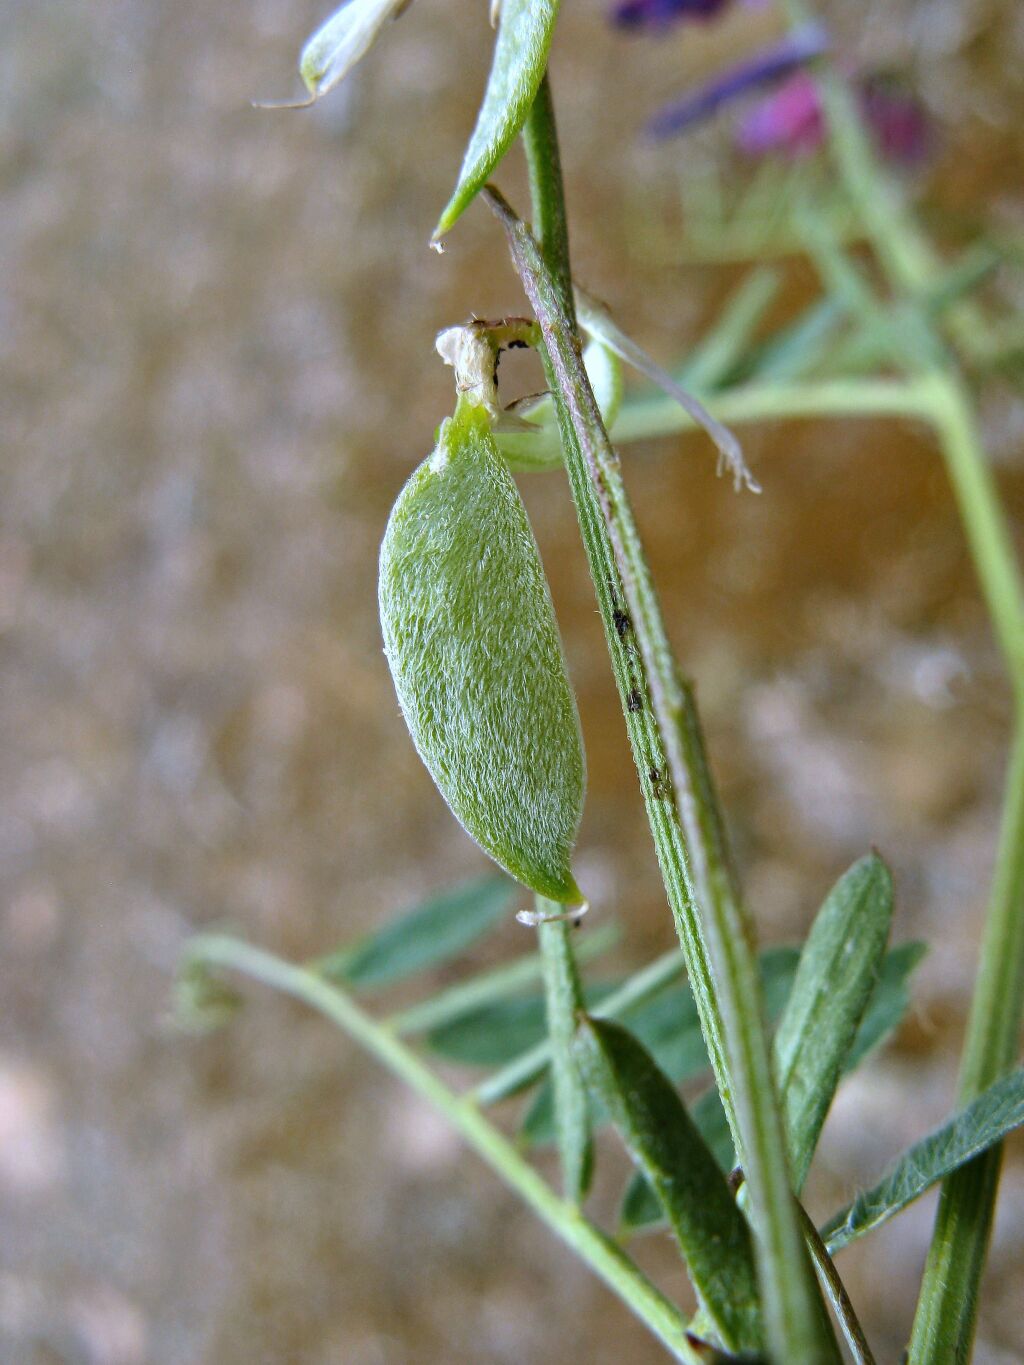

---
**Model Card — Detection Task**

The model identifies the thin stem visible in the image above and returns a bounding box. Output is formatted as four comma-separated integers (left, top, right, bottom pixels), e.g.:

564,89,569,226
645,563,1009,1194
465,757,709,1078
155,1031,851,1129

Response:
798,1202,877,1365
537,904,593,1203
907,716,1024,1362
473,945,685,1106
925,376,1024,691
384,921,619,1037
610,378,936,445
518,88,836,1363
187,934,698,1364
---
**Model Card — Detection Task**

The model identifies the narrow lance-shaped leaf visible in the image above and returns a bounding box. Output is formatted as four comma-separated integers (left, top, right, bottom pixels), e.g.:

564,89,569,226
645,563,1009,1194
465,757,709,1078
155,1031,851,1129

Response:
822,1067,1024,1255
843,940,926,1073
575,1017,764,1356
679,267,780,393
619,940,925,1235
379,395,586,904
773,853,894,1191
620,1086,735,1233
538,909,593,1203
392,922,620,1041
316,873,515,988
434,0,560,239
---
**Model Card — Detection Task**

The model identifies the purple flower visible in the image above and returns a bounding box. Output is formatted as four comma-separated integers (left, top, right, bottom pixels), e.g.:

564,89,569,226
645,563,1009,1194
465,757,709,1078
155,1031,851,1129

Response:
612,0,733,32
735,70,823,156
737,70,930,165
646,24,829,139
858,74,931,166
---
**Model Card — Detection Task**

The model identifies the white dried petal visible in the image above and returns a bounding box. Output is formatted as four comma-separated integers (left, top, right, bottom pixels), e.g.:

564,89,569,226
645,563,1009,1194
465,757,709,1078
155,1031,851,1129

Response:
300,0,407,101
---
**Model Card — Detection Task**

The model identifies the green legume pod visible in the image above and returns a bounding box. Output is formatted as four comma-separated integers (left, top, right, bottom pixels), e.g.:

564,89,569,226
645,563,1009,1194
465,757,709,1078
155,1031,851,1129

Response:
379,398,585,904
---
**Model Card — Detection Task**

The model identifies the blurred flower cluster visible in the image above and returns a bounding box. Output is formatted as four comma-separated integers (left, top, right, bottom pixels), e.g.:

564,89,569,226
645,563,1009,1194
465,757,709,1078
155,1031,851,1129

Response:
611,0,930,166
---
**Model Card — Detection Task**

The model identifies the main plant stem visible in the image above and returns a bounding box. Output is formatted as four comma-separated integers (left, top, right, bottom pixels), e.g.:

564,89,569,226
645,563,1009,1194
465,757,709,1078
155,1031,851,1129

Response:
187,935,698,1363
520,76,835,1363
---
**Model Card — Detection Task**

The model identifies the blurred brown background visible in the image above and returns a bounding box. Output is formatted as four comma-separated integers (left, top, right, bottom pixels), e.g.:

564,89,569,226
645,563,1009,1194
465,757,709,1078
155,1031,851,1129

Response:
3,0,1024,1360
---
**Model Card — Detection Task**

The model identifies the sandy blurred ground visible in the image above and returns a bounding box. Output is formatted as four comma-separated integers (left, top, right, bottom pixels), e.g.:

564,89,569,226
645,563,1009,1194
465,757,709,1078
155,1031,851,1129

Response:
2,0,1024,1360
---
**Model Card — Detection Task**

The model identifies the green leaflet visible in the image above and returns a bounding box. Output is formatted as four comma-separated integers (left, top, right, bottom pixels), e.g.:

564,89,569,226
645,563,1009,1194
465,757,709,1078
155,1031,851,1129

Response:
822,1067,1024,1255
315,873,514,988
680,267,780,392
618,940,926,1235
433,0,561,239
575,1017,763,1355
843,940,926,1073
620,1087,734,1233
379,398,585,903
773,853,894,1192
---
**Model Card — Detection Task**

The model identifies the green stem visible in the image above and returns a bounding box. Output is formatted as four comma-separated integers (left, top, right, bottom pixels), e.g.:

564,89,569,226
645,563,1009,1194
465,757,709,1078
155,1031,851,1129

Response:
610,378,936,445
384,921,619,1037
798,1201,877,1365
186,934,697,1363
906,717,1024,1362
537,904,593,1203
474,945,685,1106
516,88,734,1138
519,84,836,1363
925,376,1024,689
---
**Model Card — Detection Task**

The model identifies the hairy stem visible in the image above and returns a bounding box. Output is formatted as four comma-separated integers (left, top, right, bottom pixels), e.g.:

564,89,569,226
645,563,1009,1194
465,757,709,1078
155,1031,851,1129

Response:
517,80,836,1363
537,905,593,1204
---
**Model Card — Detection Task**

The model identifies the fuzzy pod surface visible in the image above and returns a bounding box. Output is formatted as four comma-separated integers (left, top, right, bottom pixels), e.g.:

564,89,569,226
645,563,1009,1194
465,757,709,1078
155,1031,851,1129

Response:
379,399,586,903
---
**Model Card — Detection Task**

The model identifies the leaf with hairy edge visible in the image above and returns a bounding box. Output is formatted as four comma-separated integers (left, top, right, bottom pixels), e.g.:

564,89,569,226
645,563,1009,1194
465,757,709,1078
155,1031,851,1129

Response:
316,873,514,988
575,1017,763,1355
774,854,893,1192
844,940,926,1072
822,1067,1024,1254
434,0,560,239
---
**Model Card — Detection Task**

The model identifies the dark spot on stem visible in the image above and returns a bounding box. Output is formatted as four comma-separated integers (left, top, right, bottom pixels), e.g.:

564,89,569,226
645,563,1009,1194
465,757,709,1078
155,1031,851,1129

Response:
626,687,643,713
613,609,632,639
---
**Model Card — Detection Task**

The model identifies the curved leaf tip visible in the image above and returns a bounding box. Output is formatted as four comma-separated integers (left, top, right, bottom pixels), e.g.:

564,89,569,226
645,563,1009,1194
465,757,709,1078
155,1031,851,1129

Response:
433,0,561,239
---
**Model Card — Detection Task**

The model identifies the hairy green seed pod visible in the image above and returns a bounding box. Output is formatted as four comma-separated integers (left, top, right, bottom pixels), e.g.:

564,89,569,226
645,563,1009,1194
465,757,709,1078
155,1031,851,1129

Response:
379,398,585,904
